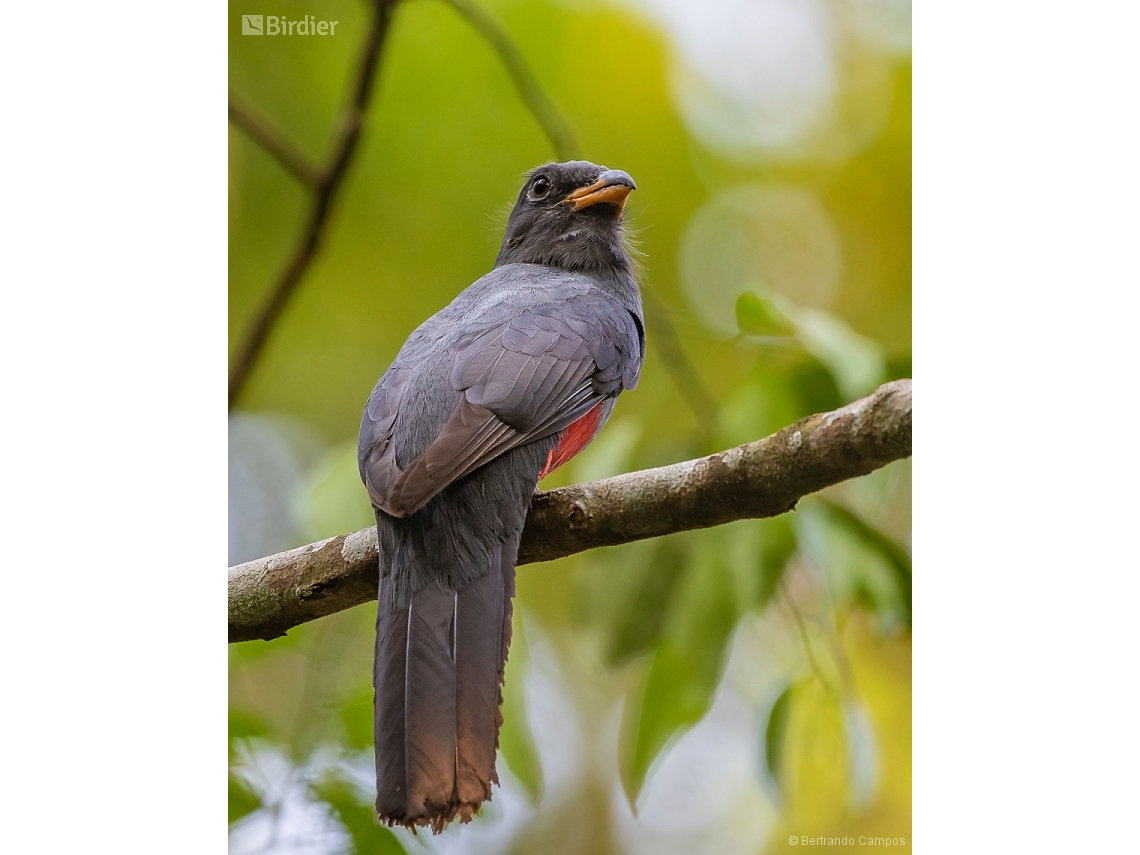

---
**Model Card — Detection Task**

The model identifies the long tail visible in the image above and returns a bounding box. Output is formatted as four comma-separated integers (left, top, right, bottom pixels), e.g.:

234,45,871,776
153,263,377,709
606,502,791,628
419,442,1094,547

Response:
373,533,517,832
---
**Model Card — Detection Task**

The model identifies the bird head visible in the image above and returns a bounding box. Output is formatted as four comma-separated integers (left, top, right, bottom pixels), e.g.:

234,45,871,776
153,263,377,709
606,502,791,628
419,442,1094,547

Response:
495,161,636,273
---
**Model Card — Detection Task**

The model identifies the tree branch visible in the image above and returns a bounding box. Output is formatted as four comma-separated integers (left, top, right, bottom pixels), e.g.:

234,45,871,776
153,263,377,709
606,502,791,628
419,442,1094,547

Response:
228,92,323,187
228,0,398,409
229,379,912,644
442,0,578,161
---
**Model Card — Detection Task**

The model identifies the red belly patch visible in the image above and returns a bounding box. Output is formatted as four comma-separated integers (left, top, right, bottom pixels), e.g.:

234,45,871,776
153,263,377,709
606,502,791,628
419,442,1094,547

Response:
538,403,605,480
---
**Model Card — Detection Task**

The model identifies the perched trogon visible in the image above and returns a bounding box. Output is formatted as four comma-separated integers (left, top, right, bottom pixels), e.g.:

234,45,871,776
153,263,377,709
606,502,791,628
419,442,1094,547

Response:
358,161,644,831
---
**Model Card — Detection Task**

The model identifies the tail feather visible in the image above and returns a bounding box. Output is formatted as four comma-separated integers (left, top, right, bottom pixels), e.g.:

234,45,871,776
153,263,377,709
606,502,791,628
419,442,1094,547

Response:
403,585,459,822
373,572,410,820
496,537,517,743
454,545,506,805
373,533,519,832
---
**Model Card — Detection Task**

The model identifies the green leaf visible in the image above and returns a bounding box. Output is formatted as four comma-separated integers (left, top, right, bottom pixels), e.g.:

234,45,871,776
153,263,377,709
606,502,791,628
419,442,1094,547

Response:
605,539,689,667
228,774,261,825
310,775,405,855
796,503,908,632
780,351,843,417
620,537,738,806
820,499,911,627
763,683,795,795
774,682,852,816
627,641,722,802
620,642,688,807
497,614,542,801
735,290,795,337
791,308,887,400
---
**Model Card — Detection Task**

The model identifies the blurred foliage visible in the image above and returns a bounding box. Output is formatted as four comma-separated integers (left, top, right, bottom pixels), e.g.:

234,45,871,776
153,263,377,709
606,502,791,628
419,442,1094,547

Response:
310,775,407,854
229,0,911,852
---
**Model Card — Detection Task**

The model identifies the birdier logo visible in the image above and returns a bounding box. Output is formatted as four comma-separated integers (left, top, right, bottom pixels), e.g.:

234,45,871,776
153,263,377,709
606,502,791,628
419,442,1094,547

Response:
241,14,340,36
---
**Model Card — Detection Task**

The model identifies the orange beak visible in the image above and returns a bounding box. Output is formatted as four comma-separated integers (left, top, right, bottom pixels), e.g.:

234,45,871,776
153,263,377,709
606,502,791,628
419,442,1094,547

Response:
563,169,636,215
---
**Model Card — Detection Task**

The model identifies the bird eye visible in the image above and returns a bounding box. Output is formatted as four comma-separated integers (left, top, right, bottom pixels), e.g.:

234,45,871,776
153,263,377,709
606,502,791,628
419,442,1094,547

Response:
531,175,551,198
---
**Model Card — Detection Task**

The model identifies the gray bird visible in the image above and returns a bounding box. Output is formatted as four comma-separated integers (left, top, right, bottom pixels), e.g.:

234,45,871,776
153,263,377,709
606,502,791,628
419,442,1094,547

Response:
358,161,643,831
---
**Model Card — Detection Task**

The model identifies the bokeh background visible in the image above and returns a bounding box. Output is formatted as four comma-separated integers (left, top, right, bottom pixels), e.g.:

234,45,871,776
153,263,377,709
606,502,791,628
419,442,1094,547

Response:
229,0,911,852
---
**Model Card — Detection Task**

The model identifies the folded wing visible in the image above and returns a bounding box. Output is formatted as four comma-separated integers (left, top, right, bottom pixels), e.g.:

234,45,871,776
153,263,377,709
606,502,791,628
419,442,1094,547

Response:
361,293,642,518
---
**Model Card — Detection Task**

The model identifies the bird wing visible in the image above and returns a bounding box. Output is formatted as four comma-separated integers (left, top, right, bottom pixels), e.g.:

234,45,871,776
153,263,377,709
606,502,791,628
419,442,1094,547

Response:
358,363,413,515
361,293,642,518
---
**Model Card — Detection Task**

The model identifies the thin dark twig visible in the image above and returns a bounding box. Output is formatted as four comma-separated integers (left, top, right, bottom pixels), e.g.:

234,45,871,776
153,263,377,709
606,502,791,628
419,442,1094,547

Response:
442,0,578,161
228,92,323,187
641,286,719,446
228,0,398,409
